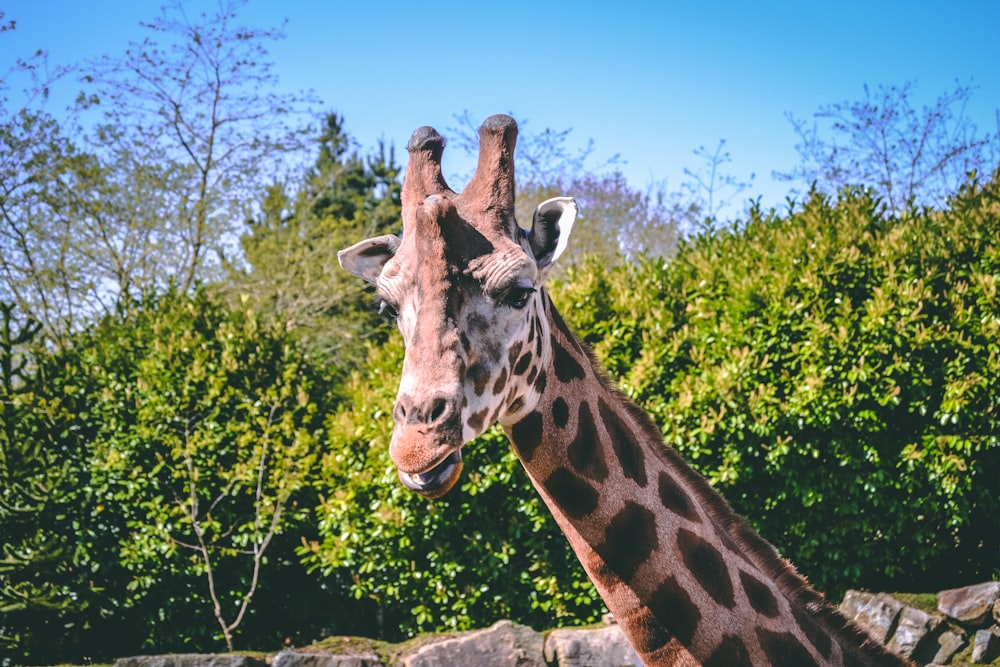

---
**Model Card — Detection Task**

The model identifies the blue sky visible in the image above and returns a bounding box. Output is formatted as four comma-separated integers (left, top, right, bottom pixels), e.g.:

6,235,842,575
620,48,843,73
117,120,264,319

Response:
4,0,999,214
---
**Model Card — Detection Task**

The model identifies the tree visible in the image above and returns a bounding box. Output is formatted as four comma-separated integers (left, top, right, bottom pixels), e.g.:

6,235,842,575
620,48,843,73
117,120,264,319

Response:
80,289,328,652
234,113,401,372
777,80,1000,212
82,0,315,292
1,1,316,345
677,140,756,229
1,293,343,666
0,17,88,347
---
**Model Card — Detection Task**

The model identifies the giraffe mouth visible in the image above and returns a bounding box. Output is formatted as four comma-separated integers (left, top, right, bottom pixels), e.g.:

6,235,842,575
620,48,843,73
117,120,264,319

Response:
397,448,464,499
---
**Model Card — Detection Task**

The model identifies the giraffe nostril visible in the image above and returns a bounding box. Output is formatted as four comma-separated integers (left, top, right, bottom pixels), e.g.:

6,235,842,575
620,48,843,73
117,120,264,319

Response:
394,402,407,423
429,398,448,423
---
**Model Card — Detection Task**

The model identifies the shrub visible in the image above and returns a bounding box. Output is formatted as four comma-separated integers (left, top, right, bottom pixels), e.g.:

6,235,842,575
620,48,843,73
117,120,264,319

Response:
556,176,1000,597
308,173,1000,638
302,335,600,640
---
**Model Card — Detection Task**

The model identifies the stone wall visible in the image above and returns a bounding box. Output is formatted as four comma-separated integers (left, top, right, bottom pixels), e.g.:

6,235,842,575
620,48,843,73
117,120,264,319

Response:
838,581,1000,665
113,581,1000,667
113,619,642,667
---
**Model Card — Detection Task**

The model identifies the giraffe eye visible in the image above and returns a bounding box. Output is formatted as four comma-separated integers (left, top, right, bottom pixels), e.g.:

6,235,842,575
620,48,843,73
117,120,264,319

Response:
503,286,535,309
378,300,399,320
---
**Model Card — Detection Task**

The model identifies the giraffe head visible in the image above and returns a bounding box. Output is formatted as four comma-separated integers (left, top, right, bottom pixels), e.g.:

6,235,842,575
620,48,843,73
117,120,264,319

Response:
339,115,577,498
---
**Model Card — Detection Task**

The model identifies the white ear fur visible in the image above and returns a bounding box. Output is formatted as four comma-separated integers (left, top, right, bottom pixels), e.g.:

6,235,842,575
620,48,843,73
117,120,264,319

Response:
528,197,577,269
337,235,400,284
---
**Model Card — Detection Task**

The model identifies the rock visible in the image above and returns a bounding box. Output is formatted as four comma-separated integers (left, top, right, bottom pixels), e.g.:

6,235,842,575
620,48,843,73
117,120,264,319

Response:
912,626,967,666
839,590,904,643
114,656,267,667
272,651,384,667
971,627,1000,664
938,581,1000,627
887,605,940,658
544,625,638,667
400,620,545,667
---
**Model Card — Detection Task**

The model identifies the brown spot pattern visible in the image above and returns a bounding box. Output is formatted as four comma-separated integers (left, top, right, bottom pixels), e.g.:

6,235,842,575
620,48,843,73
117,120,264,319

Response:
491,367,508,395
513,351,532,375
596,501,658,580
507,340,523,367
467,408,489,432
703,634,751,667
598,397,648,487
844,651,868,667
533,369,547,394
647,576,701,646
510,411,543,462
543,467,599,519
567,402,608,481
755,627,820,667
468,363,490,396
678,528,735,609
739,571,779,618
552,397,569,428
552,338,585,383
657,471,700,523
624,607,675,656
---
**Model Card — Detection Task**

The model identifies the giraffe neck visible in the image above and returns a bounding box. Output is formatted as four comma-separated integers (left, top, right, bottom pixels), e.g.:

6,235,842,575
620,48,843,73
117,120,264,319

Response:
501,294,910,667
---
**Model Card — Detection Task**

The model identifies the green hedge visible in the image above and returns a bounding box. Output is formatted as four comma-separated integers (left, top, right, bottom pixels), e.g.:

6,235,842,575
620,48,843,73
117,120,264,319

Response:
556,178,1000,597
4,175,998,660
309,175,1000,639
301,337,600,640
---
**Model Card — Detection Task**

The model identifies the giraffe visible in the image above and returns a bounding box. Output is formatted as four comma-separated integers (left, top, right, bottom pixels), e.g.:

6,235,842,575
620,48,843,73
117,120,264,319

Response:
338,114,913,667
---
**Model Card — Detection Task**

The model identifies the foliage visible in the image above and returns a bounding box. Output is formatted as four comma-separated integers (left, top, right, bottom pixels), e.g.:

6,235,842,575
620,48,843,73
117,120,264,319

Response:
0,303,73,644
299,334,601,641
233,112,401,373
778,80,1000,212
519,174,680,271
0,289,337,664
0,1,315,346
553,174,1000,598
81,0,316,291
0,106,99,348
77,289,331,652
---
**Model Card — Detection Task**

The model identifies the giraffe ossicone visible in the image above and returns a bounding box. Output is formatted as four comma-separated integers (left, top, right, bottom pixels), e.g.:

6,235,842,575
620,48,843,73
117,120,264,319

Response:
339,114,913,666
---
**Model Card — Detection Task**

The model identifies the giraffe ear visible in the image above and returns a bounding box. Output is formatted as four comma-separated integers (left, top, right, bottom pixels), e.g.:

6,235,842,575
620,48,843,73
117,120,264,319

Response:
338,235,400,284
526,197,578,269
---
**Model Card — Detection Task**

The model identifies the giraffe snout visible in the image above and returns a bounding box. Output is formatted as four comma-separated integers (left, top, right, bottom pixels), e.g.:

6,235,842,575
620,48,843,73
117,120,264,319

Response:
390,392,465,499
393,393,456,428
390,391,464,472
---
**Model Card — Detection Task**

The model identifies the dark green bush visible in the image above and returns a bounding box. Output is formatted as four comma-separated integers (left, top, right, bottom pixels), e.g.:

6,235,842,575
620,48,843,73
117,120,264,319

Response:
2,289,339,662
308,175,999,637
301,336,600,640
555,176,1000,597
8,174,997,660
